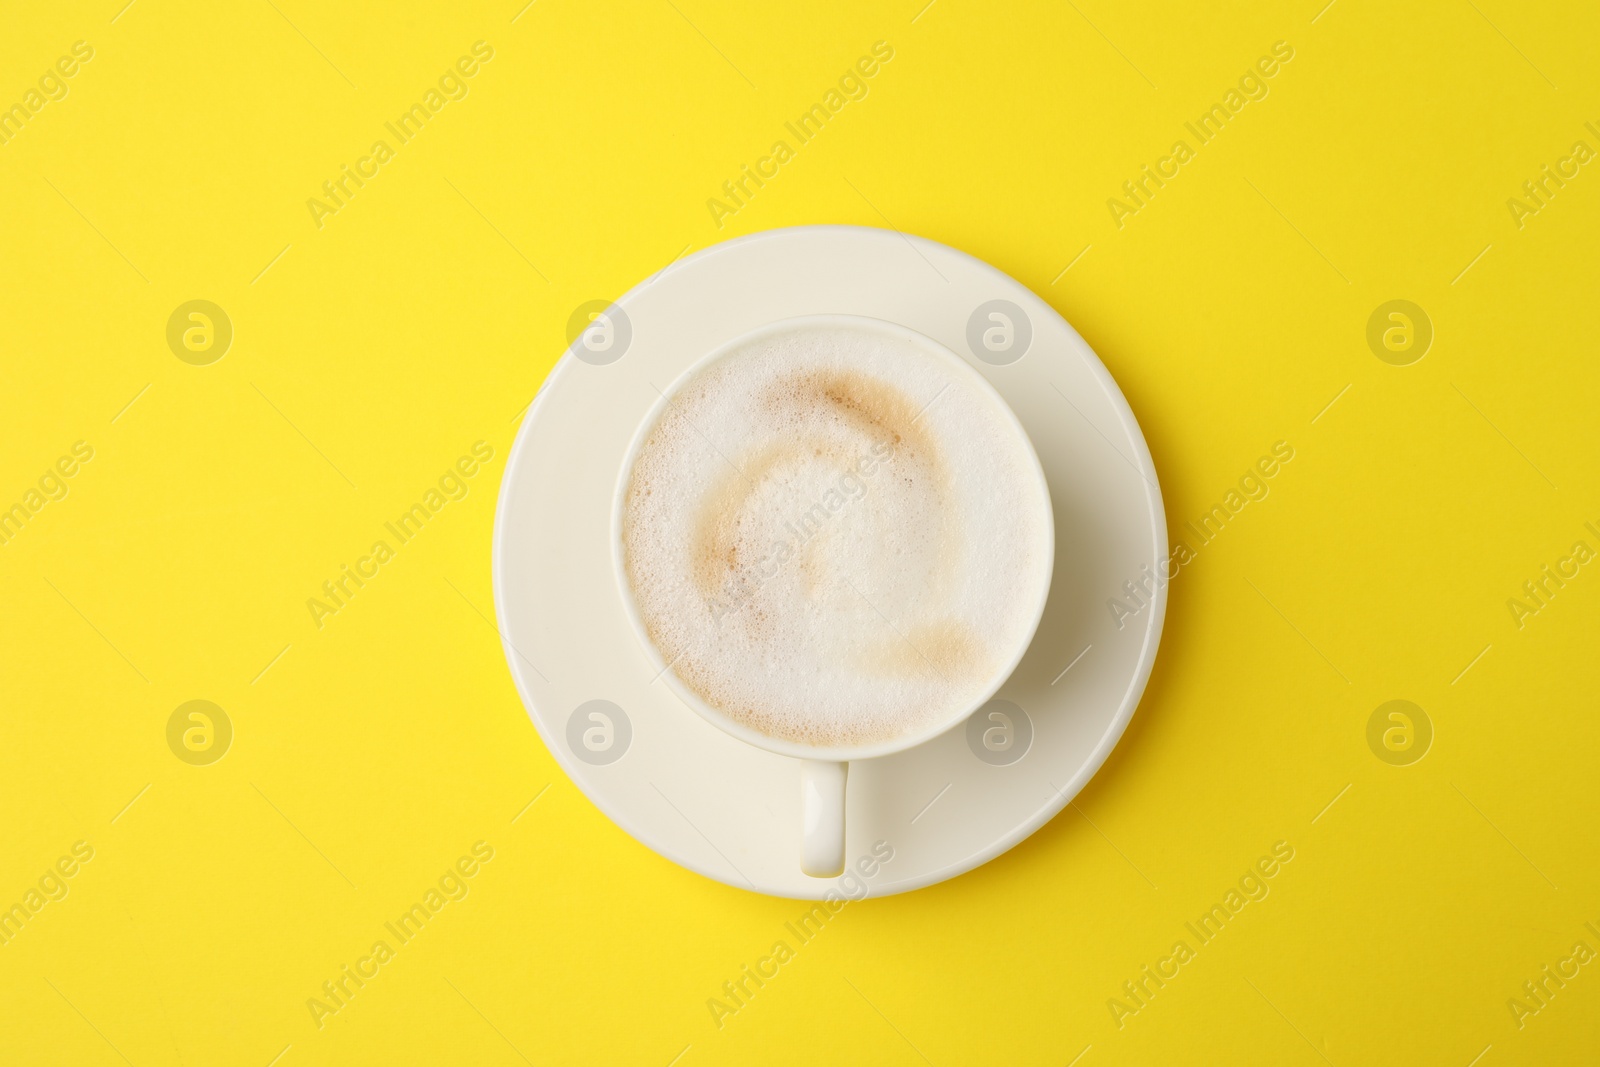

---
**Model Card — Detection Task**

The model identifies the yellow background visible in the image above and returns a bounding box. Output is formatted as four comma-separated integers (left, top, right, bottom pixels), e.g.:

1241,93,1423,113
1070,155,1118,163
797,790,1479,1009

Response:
2,0,1597,1063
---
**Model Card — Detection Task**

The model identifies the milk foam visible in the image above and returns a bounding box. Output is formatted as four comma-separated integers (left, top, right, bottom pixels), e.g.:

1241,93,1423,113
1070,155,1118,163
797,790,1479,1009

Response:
621,323,1051,749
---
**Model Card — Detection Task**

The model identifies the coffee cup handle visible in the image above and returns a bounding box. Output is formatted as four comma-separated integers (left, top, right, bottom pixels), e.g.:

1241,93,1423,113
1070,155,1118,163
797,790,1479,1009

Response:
800,760,847,877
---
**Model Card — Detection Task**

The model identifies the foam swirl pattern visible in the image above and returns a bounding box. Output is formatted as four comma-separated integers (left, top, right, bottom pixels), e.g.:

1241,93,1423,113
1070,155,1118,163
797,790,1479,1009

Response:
622,323,1051,748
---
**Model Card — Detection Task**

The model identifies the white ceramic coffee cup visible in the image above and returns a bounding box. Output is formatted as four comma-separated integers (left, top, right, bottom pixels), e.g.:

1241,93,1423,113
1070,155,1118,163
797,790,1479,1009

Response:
612,314,1054,878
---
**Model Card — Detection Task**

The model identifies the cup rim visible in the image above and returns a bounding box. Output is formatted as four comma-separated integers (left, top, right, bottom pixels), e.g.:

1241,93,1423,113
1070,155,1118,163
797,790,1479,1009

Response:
610,313,1056,763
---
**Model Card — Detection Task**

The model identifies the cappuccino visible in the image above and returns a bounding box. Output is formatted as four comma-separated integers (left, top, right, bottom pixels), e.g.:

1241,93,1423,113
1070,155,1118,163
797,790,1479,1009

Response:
621,322,1050,749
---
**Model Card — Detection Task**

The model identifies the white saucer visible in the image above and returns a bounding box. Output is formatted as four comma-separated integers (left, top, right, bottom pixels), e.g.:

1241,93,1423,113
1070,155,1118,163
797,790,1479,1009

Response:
492,226,1167,899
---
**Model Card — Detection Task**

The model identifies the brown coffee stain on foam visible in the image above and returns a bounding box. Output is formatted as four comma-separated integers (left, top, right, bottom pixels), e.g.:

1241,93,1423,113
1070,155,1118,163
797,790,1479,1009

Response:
768,368,937,464
687,366,938,604
782,369,970,600
689,443,800,601
629,363,986,748
863,618,988,683
696,370,943,594
797,524,831,597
